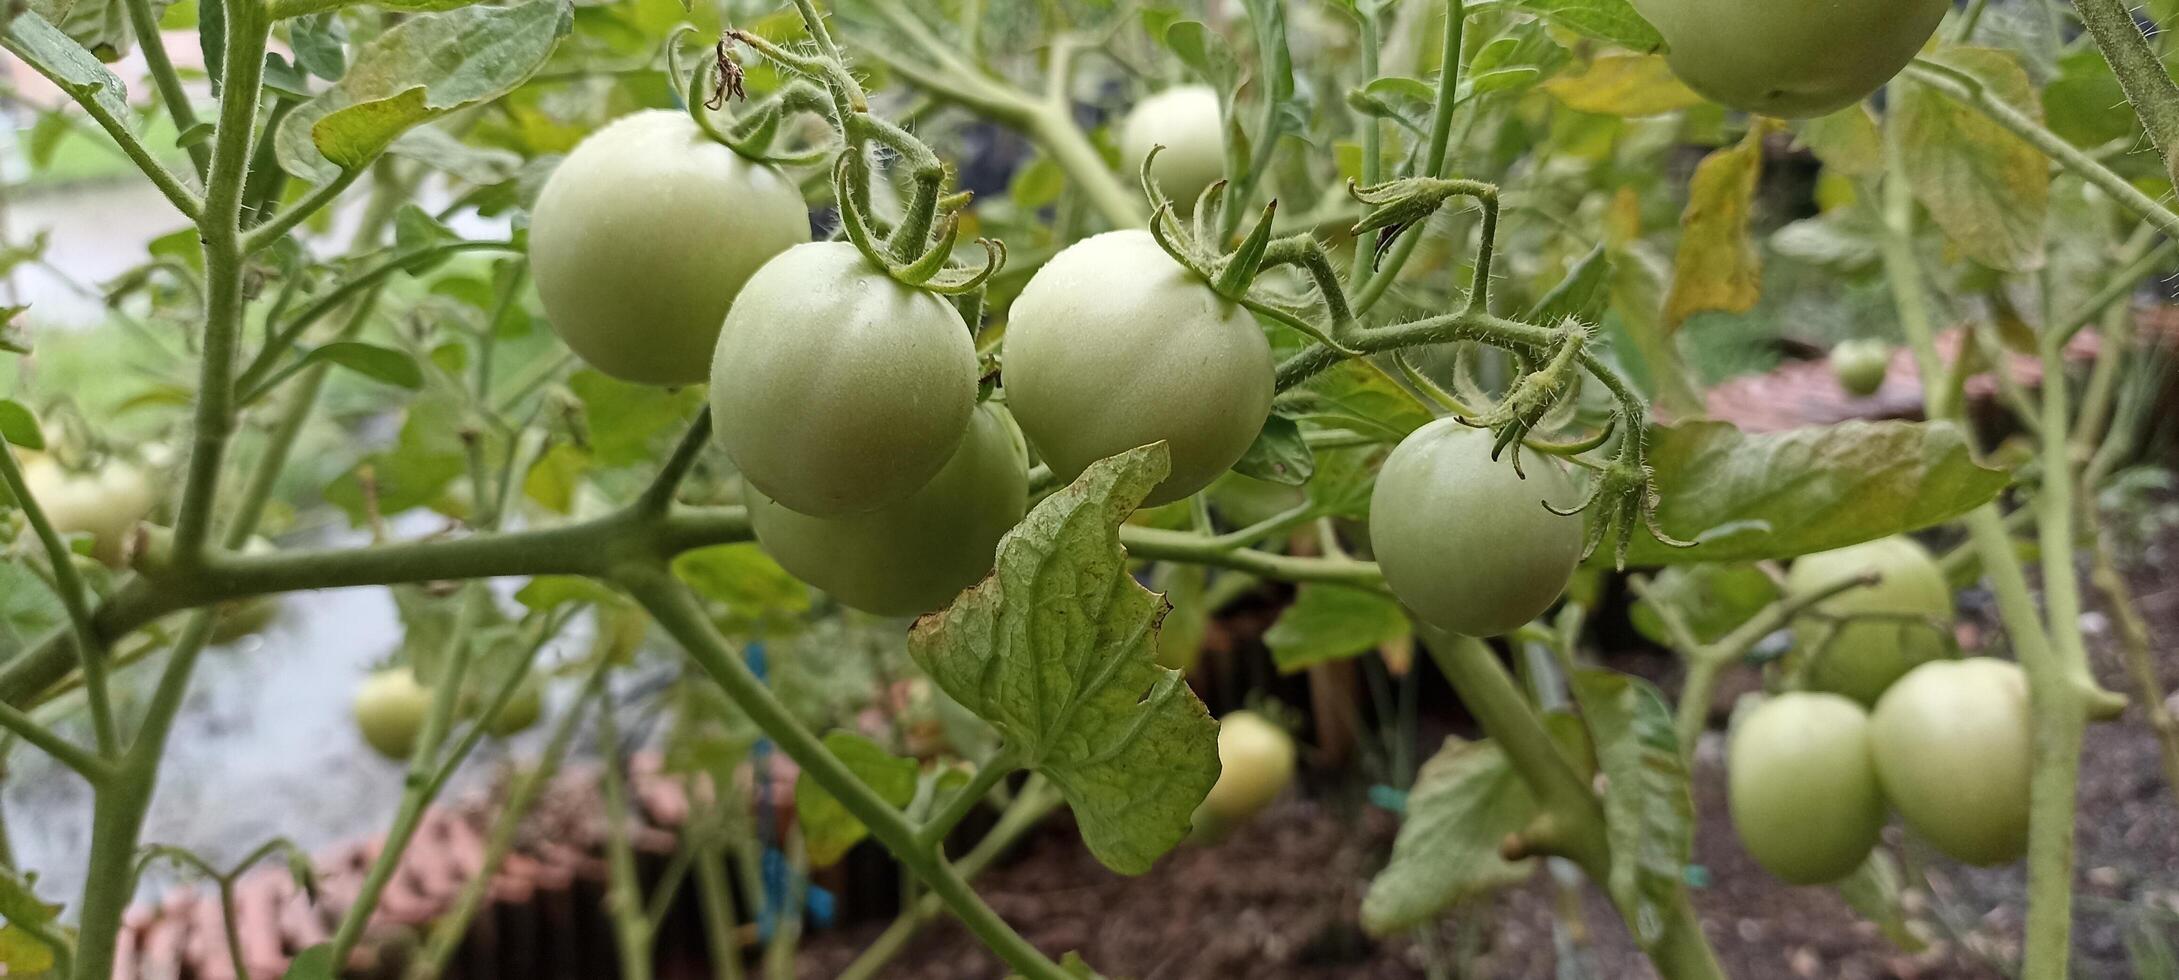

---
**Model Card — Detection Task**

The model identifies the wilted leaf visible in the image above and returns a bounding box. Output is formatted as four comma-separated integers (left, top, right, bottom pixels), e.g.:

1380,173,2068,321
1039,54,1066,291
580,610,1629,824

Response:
1569,667,1692,950
1265,584,1409,673
909,444,1220,875
1663,130,1763,332
1543,54,1700,117
1895,47,2048,272
1619,419,2011,565
796,732,918,866
1360,737,1537,934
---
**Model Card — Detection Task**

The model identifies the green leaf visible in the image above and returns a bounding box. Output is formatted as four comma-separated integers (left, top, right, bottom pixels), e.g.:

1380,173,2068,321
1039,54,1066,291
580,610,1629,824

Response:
1568,667,1691,951
1793,105,1882,177
282,943,336,980
1541,53,1700,116
521,442,588,514
1265,584,1409,673
0,925,56,974
1662,129,1762,332
671,543,810,620
1291,358,1433,442
1162,21,1237,93
908,443,1220,876
3,11,129,120
1894,46,2048,272
289,10,345,81
1525,244,1611,327
388,125,524,184
1628,563,1780,647
567,370,703,468
796,733,918,867
1506,0,1661,51
2043,44,2135,149
300,341,423,390
514,575,620,612
1620,419,2011,565
29,0,130,60
1231,414,1313,485
323,393,473,524
0,564,67,648
1359,738,1538,934
1304,444,1385,520
0,400,45,450
277,0,571,182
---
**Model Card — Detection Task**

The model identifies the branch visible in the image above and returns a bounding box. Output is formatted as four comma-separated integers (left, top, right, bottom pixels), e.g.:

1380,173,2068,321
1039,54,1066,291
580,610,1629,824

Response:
2069,0,2179,192
0,440,120,756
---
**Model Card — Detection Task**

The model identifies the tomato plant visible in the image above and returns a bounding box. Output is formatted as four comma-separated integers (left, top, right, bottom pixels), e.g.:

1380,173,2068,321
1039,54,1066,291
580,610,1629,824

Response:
748,403,1028,615
0,0,2171,976
1870,658,2034,866
530,110,812,387
1786,536,1954,706
1727,692,1885,885
1002,229,1273,507
712,241,980,517
1370,419,1583,637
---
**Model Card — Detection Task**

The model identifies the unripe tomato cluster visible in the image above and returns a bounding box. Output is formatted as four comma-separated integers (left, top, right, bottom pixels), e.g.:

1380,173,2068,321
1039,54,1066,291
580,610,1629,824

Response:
1730,658,2033,883
524,102,1297,620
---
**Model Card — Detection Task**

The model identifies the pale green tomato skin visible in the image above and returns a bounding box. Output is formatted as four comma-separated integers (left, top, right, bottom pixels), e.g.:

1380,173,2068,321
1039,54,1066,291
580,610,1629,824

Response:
22,459,154,566
1787,536,1954,706
1869,658,2032,866
483,673,545,737
1631,0,1947,118
1728,692,1885,885
1832,339,1891,397
1197,711,1297,826
530,110,810,386
712,241,979,517
749,405,1029,617
1119,86,1226,209
1002,230,1273,507
353,668,432,761
1369,419,1583,636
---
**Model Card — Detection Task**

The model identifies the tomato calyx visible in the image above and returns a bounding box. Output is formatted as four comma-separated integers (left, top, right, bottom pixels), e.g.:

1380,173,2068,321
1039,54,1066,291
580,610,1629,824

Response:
668,27,835,168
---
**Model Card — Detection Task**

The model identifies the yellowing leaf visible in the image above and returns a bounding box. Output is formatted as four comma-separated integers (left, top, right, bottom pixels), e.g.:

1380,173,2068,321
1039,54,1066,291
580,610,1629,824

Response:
1542,54,1702,117
1895,46,2049,272
1662,129,1763,332
1794,105,1882,177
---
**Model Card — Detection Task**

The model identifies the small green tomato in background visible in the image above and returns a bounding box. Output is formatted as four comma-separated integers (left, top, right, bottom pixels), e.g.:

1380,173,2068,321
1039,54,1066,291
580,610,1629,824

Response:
1118,86,1226,208
1002,229,1273,507
1632,0,1948,118
1870,658,2032,866
1369,419,1583,637
1831,339,1891,398
21,457,154,566
353,668,433,761
712,241,979,518
1728,692,1885,885
1193,711,1296,836
1787,536,1953,706
529,110,810,386
749,404,1029,616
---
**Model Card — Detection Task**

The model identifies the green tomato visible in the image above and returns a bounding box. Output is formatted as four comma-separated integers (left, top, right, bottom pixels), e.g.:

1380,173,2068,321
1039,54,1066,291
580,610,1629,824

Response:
1728,692,1885,884
713,241,979,517
483,673,545,737
22,458,154,566
1002,230,1272,507
530,110,810,386
749,404,1029,616
1870,658,2032,866
1369,419,1583,636
1195,711,1296,829
1832,339,1891,398
1118,86,1226,209
353,668,432,761
1787,536,1953,706
1631,0,1947,118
